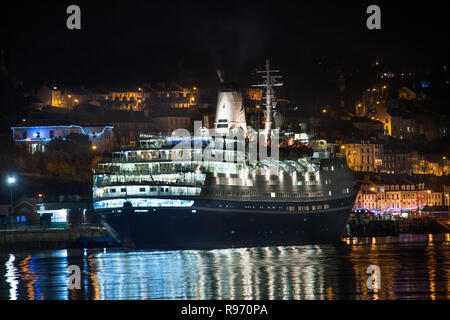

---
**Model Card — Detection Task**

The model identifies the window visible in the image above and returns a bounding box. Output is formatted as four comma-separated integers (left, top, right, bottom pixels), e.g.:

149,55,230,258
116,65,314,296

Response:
110,188,116,193
121,188,126,192
50,130,54,138
139,187,145,192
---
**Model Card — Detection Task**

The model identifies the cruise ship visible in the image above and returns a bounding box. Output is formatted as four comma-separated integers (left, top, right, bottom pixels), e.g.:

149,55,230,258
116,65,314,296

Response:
92,61,357,250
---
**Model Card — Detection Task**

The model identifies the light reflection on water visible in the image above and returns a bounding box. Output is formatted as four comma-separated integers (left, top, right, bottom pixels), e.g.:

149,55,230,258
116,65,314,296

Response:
0,234,449,300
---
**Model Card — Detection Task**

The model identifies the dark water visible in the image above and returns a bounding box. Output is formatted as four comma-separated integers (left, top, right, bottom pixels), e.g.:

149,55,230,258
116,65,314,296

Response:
0,234,449,300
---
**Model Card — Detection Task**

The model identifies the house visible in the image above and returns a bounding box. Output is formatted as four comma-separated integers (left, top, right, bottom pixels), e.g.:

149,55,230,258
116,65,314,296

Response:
11,120,114,154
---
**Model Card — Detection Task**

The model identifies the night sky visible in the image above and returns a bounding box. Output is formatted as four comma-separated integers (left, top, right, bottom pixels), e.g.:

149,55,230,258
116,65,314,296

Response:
1,1,449,106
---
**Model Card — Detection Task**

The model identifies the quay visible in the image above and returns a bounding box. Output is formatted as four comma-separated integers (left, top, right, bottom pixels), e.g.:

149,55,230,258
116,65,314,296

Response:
0,226,119,251
345,215,450,237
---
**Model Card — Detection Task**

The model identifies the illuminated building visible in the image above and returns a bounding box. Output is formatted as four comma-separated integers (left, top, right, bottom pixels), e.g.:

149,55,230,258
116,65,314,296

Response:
149,83,198,109
344,140,384,172
11,121,114,154
353,175,445,214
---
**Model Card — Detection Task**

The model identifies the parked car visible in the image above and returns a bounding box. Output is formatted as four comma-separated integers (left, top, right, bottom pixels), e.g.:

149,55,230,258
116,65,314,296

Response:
351,209,375,218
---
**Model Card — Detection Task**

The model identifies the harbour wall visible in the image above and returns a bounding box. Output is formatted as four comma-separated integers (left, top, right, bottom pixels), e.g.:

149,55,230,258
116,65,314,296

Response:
345,217,450,237
0,228,119,251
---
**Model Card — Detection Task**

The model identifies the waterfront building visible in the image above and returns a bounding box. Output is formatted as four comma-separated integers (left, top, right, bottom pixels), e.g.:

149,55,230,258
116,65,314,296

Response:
353,175,443,214
11,120,114,154
444,186,450,209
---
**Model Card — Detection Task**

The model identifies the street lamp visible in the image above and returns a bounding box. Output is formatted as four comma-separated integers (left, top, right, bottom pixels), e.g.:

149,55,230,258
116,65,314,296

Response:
7,176,16,228
256,105,260,130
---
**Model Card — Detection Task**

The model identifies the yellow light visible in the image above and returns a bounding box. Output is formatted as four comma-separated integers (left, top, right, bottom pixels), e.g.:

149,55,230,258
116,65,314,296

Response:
322,109,327,113
193,87,197,90
91,145,97,150
256,105,260,109
138,88,142,91
38,193,44,198
138,99,142,103
358,103,362,107
383,85,387,89
68,94,72,98
372,88,376,91
341,145,345,149
74,99,79,103
191,97,195,102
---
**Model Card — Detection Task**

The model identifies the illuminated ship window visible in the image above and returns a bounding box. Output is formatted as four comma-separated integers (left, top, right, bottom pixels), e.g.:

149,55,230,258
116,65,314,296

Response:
94,198,194,209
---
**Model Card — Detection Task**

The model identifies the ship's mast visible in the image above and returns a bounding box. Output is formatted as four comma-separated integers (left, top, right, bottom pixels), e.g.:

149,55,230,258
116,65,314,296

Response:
252,59,283,136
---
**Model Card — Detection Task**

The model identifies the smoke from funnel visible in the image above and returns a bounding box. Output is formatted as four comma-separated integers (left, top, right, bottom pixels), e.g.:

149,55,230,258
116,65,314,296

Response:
216,69,224,83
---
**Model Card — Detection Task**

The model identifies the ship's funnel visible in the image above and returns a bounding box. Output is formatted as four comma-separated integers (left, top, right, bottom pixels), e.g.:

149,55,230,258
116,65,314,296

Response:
214,83,246,134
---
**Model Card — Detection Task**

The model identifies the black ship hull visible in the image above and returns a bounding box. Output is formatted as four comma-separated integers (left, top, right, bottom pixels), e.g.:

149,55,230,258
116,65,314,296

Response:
99,200,354,250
